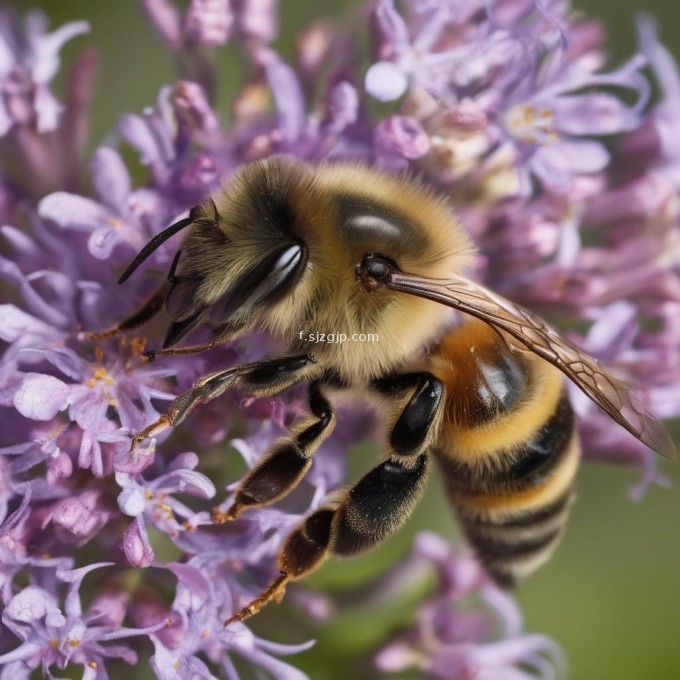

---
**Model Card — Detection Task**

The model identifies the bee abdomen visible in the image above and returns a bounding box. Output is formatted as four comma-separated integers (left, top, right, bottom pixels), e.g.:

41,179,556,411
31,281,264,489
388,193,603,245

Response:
438,391,580,588
454,485,577,587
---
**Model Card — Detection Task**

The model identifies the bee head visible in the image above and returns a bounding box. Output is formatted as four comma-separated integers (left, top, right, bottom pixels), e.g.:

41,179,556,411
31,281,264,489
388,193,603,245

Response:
157,158,313,348
119,157,474,366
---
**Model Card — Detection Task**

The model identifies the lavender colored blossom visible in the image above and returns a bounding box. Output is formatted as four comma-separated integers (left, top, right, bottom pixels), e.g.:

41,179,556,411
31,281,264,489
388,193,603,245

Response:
143,0,277,48
0,7,94,198
0,8,88,136
366,0,650,192
0,562,168,679
0,1,678,679
374,534,565,679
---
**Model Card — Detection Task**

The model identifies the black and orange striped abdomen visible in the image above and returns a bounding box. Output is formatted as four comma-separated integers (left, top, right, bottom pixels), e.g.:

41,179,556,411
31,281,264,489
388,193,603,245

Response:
429,319,581,587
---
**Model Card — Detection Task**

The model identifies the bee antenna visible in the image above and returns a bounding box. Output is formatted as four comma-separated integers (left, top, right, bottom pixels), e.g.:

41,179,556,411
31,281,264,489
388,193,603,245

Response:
118,216,194,285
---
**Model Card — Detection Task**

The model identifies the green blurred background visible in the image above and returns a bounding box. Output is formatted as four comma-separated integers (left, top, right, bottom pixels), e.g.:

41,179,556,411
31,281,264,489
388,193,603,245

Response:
11,1,680,678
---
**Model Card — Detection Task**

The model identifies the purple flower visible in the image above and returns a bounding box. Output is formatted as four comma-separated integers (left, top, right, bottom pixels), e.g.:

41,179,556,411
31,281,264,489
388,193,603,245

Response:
0,8,89,136
116,451,216,564
38,146,166,260
0,2,678,679
374,533,565,679
500,54,649,193
374,115,430,168
366,1,650,193
143,0,277,48
144,562,314,680
0,563,168,678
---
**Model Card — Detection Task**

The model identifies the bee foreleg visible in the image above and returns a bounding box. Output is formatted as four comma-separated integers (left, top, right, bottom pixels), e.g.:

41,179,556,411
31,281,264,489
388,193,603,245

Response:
83,283,169,340
144,321,241,362
130,354,319,451
214,381,335,523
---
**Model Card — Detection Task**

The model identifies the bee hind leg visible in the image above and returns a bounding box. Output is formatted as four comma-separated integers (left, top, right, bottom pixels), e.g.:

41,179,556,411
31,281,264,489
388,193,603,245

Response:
226,454,431,625
226,372,444,625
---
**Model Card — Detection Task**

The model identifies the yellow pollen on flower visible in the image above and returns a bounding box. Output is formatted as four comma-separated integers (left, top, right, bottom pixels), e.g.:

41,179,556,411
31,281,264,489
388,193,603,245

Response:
87,364,116,390
94,347,104,363
69,638,80,647
46,425,62,442
233,83,270,120
159,503,172,513
506,103,557,146
173,659,180,670
50,639,59,647
109,399,118,407
88,661,98,669
130,336,148,356
146,490,154,499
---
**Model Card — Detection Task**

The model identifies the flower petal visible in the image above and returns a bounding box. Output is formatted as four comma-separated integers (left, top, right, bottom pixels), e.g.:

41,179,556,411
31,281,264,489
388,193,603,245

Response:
38,192,110,231
13,373,69,421
266,58,306,143
88,226,121,259
365,61,408,102
90,146,132,211
123,516,154,567
0,305,53,342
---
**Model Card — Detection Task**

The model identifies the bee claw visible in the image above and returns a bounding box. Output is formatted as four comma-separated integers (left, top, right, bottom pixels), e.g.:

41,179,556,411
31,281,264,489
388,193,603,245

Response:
130,416,171,452
223,573,289,627
211,504,241,524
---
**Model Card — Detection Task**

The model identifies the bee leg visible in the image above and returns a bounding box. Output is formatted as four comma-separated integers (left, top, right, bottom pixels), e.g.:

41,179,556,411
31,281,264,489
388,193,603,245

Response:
213,381,335,523
226,373,443,624
225,507,335,625
83,284,169,340
143,342,218,362
373,372,445,457
85,251,184,340
144,321,242,362
130,354,319,451
226,454,431,625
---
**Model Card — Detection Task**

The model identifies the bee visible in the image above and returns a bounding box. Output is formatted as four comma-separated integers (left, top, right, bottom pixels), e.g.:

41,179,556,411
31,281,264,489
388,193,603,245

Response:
103,156,676,624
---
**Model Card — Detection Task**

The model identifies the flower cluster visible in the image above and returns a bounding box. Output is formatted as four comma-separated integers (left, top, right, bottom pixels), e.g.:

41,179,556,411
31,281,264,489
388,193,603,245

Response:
0,1,678,679
374,533,565,679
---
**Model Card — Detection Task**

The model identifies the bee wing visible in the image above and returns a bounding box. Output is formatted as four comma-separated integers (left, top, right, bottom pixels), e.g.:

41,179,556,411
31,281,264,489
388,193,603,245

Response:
385,271,676,459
